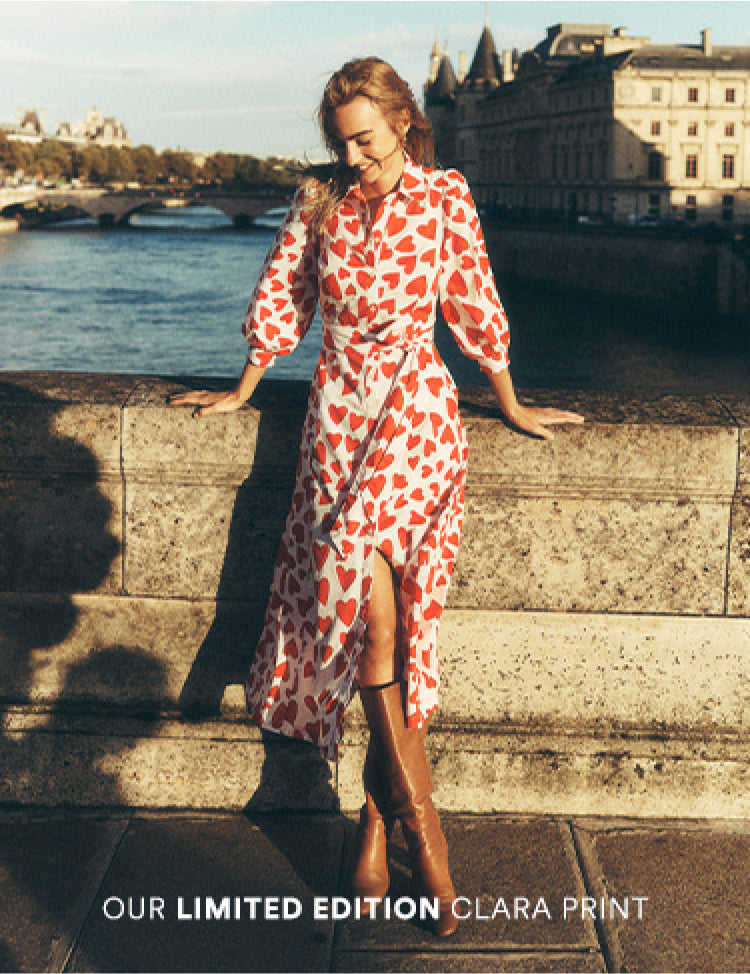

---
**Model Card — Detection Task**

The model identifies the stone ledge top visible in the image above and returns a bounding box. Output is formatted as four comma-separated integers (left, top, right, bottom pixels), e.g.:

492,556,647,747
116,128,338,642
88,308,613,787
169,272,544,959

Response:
0,371,747,428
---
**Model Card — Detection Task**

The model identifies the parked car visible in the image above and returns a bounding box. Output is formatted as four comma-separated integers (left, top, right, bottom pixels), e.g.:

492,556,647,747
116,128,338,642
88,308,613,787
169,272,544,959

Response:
625,213,660,228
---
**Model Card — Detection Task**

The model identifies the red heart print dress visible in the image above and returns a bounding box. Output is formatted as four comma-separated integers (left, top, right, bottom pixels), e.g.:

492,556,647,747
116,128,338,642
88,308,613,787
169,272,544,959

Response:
243,155,510,762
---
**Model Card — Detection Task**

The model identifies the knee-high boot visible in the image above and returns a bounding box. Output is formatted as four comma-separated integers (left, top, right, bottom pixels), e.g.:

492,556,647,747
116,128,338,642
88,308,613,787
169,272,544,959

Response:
350,738,391,911
360,680,458,937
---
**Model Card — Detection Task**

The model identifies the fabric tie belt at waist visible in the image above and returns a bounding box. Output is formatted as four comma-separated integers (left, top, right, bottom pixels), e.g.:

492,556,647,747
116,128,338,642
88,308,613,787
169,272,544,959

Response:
322,318,433,358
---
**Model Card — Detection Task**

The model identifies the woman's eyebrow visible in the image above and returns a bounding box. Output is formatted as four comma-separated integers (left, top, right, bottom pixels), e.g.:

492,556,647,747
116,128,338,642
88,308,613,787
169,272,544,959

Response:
337,128,374,140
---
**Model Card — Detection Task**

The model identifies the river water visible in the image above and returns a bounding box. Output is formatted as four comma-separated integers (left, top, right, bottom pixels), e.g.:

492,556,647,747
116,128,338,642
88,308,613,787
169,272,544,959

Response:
1,204,748,394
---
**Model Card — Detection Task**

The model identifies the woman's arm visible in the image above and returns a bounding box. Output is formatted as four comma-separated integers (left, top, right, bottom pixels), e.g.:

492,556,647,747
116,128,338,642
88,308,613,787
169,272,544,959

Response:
488,368,584,440
167,361,266,419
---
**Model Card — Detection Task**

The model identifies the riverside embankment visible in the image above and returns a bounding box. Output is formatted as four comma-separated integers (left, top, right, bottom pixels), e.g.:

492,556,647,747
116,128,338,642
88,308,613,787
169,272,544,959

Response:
485,223,750,319
0,371,748,817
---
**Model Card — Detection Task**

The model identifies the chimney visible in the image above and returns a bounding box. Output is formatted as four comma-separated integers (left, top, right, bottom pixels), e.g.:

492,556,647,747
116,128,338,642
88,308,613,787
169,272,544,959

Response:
701,28,713,56
613,26,627,37
458,50,467,83
502,48,515,83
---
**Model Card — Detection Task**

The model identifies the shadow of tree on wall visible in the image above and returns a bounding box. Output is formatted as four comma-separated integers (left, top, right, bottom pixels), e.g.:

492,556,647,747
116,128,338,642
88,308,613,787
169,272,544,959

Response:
172,377,340,814
0,377,171,970
0,375,348,970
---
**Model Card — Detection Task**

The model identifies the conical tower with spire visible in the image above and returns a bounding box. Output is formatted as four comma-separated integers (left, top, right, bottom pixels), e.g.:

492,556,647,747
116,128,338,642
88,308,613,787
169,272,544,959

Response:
465,23,502,88
424,17,509,168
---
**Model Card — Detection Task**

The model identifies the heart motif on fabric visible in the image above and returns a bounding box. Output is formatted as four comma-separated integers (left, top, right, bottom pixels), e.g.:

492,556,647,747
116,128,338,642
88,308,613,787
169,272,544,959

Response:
336,598,357,626
336,565,357,591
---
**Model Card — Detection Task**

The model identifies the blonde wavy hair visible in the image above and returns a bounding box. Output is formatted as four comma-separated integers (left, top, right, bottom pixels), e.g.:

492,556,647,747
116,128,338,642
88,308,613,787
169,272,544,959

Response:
304,57,435,231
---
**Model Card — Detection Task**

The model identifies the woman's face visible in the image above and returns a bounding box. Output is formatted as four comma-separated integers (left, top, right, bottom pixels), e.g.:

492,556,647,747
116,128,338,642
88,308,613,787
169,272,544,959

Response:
330,95,407,198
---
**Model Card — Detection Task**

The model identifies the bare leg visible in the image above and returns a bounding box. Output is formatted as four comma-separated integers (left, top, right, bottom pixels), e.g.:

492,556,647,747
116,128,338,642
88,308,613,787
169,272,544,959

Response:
350,549,400,911
357,548,401,688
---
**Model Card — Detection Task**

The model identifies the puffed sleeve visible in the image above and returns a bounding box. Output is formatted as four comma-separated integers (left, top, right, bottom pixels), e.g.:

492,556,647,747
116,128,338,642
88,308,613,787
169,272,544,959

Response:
438,170,510,375
242,184,320,368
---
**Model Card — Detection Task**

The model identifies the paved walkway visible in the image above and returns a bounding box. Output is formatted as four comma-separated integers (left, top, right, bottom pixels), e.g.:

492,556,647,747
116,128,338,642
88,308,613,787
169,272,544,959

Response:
0,809,748,973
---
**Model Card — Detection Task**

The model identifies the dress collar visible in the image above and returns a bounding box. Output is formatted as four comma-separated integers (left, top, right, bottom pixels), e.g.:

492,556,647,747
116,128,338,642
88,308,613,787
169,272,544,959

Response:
343,153,429,206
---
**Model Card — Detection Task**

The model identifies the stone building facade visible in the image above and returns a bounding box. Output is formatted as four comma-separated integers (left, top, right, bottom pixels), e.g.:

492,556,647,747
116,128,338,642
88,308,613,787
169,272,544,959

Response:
425,23,750,226
56,108,130,149
1,107,129,149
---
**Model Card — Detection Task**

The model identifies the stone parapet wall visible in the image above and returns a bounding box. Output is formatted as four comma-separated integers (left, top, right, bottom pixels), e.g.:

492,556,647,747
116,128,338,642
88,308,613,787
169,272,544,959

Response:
1,371,748,815
485,225,750,318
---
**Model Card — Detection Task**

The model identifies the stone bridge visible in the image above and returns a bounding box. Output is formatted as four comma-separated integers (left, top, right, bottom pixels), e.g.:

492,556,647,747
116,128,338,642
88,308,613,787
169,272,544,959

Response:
0,186,295,227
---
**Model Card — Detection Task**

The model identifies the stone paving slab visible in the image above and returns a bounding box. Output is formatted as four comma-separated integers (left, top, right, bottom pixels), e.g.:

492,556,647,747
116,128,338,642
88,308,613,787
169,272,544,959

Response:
2,811,749,973
68,814,345,973
335,817,598,951
0,814,127,973
577,824,750,973
331,949,606,972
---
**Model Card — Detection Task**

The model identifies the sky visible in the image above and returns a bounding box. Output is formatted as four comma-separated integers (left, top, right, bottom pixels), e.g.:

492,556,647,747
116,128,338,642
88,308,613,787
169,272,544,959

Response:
1,1,748,160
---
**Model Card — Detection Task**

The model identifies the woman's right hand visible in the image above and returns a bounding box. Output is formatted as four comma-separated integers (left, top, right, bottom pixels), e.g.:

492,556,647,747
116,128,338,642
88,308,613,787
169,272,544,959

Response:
167,388,244,419
167,362,267,419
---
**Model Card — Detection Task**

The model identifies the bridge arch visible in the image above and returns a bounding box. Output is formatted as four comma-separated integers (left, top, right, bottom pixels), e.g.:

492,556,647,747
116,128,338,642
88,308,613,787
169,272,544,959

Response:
22,188,296,228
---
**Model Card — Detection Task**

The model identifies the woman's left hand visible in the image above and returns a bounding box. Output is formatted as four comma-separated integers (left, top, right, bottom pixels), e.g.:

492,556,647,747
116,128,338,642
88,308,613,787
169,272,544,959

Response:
487,369,584,440
505,404,585,440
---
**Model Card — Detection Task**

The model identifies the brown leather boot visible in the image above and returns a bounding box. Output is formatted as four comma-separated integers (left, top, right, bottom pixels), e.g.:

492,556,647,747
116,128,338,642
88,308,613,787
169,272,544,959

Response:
350,740,390,912
360,680,458,937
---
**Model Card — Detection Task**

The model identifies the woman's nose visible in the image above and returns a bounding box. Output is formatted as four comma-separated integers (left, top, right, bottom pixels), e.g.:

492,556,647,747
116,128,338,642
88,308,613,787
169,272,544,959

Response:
345,142,361,167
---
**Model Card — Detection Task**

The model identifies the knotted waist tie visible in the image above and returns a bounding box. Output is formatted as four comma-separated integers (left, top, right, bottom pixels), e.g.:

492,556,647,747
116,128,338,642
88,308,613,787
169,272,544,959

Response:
312,318,435,557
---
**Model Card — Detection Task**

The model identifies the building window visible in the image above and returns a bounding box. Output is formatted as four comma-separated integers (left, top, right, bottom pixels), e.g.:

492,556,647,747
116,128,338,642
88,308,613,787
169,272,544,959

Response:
651,120,661,136
686,194,697,223
687,122,698,136
648,151,662,180
648,193,661,217
688,87,699,103
722,195,734,222
685,154,698,179
725,122,735,137
722,154,735,179
651,86,662,102
726,88,736,103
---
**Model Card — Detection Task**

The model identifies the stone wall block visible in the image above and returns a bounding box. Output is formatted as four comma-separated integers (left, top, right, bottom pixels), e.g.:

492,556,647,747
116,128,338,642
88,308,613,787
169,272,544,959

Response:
465,414,737,496
124,483,290,600
122,376,308,485
452,493,729,613
728,493,750,615
435,610,750,730
1,712,337,810
721,408,750,615
0,403,121,479
0,477,122,595
0,594,264,712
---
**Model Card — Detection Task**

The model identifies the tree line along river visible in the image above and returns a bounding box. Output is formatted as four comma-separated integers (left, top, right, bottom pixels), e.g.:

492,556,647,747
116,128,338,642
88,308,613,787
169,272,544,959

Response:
1,204,747,396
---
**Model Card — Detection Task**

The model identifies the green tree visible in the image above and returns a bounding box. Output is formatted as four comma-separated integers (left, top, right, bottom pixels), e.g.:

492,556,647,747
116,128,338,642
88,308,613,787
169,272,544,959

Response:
131,144,159,185
159,149,196,184
80,145,108,184
233,154,261,188
0,134,34,178
203,152,236,184
34,140,73,180
104,146,136,183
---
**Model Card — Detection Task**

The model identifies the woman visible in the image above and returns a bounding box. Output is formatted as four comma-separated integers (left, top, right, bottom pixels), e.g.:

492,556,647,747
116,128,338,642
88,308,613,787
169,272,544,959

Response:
170,57,583,936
